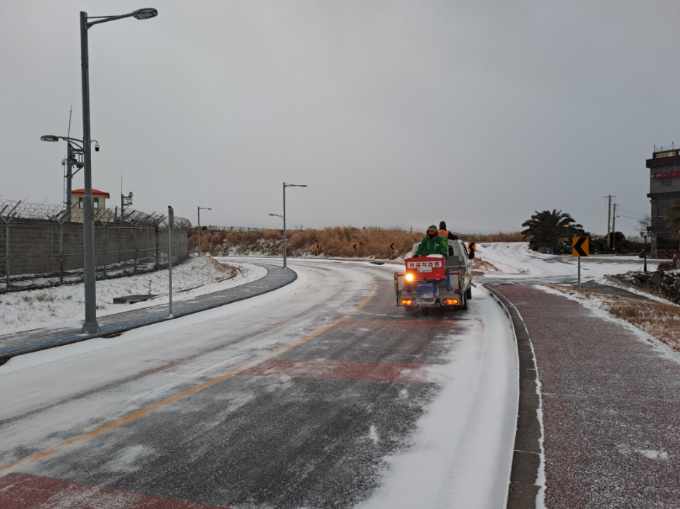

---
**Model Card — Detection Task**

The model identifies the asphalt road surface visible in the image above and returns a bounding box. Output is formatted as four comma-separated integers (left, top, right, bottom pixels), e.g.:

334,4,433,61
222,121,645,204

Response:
0,259,517,509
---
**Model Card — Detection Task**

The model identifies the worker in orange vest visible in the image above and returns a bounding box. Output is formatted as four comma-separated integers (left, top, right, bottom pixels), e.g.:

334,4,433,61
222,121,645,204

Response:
438,221,458,240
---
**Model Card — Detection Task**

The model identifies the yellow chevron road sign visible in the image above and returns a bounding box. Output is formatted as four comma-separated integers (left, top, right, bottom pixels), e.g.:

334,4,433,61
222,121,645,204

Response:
571,235,590,257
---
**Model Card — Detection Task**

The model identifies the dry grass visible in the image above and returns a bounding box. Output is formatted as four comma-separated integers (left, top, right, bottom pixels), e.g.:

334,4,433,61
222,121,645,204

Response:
191,226,524,259
191,227,422,258
191,227,525,258
607,300,680,352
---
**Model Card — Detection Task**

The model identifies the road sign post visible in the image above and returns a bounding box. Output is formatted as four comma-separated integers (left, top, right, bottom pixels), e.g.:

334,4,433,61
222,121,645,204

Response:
571,234,590,288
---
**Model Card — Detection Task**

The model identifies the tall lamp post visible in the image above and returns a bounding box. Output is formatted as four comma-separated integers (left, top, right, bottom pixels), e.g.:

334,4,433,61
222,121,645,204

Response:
282,182,307,268
197,206,212,255
79,7,158,333
40,135,101,221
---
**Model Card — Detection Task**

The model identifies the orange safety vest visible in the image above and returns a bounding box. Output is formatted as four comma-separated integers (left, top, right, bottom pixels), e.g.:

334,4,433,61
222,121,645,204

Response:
438,229,448,238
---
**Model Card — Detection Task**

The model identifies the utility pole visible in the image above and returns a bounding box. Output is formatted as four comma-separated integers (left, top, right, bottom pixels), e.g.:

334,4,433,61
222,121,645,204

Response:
611,202,618,252
120,178,133,222
604,194,614,250
65,143,74,221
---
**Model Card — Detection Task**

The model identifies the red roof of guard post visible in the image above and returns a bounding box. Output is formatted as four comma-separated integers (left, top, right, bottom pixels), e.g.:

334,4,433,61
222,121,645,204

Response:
71,188,110,198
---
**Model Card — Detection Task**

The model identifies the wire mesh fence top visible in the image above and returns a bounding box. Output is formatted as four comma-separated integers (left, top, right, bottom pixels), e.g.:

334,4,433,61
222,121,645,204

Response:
0,199,65,221
0,199,191,229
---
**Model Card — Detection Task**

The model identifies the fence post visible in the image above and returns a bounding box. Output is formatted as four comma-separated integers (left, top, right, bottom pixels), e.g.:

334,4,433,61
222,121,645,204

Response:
4,221,9,290
59,221,65,284
155,224,160,269
101,224,107,278
134,228,139,274
168,206,174,318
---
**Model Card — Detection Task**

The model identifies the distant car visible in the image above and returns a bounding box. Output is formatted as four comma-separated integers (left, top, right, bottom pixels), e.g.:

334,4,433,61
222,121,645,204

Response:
394,239,474,311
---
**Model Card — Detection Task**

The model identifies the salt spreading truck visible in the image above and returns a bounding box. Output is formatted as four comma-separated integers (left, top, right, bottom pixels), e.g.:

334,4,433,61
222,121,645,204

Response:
394,239,474,311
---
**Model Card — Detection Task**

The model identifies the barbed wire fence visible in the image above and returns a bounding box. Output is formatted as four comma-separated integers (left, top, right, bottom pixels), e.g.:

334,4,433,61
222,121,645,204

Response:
0,199,192,293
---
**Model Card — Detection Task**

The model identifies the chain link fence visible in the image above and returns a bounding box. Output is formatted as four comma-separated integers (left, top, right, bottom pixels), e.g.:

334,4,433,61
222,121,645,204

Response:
0,199,191,293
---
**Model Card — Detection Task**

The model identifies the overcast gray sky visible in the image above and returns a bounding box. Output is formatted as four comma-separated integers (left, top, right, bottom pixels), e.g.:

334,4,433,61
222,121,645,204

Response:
2,1,679,235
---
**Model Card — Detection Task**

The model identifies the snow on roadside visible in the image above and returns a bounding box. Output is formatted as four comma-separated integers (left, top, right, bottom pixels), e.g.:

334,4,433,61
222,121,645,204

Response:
477,242,656,281
536,285,680,366
360,288,518,509
0,257,266,335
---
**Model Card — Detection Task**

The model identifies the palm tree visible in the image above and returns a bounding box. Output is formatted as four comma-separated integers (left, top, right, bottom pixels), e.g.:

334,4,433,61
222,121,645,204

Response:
521,209,580,253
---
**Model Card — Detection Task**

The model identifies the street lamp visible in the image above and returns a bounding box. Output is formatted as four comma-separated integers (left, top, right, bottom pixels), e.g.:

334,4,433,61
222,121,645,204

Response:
78,7,158,333
282,182,307,268
197,206,212,255
40,135,101,221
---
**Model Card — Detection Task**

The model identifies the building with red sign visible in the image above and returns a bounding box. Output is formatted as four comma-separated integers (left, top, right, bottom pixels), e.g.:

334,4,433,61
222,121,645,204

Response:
646,147,680,251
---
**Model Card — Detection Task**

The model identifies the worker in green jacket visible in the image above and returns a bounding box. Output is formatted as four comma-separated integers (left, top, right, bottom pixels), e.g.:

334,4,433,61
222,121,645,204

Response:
415,225,449,256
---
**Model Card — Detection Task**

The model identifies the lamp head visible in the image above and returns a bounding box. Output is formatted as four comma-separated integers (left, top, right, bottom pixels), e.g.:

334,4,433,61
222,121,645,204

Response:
133,8,158,20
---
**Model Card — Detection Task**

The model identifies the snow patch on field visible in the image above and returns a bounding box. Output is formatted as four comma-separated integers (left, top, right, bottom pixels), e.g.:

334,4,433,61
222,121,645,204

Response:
0,257,266,334
477,242,655,281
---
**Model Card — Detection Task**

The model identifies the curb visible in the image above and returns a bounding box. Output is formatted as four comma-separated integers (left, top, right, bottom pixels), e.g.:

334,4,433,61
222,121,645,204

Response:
0,264,297,362
486,284,542,509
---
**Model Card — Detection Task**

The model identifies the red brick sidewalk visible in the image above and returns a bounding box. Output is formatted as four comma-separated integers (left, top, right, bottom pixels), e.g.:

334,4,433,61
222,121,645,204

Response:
494,284,680,509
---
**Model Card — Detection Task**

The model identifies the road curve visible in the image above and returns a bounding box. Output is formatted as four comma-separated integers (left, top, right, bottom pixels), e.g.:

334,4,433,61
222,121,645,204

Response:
0,259,518,509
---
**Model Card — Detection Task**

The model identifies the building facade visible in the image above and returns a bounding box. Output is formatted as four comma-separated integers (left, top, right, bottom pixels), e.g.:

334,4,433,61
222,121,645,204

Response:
646,148,680,252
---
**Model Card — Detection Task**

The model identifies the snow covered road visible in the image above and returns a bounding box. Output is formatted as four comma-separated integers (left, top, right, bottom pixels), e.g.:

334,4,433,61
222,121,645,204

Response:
0,259,518,508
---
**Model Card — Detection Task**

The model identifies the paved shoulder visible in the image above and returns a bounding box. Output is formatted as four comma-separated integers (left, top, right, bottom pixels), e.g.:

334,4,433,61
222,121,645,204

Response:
493,283,680,508
0,264,296,360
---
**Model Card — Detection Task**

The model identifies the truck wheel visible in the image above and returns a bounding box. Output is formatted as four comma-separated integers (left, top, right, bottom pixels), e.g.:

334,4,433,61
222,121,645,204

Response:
466,287,472,300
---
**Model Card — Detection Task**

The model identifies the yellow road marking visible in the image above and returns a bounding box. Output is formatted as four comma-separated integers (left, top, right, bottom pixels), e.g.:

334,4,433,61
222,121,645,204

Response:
1,284,377,474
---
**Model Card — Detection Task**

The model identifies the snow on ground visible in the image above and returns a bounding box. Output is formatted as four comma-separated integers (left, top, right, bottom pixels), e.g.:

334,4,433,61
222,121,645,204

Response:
0,256,266,334
477,242,656,281
361,287,518,509
1,259,519,508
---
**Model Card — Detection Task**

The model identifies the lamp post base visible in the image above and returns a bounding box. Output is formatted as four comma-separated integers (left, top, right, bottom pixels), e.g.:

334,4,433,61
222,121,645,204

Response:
82,321,99,334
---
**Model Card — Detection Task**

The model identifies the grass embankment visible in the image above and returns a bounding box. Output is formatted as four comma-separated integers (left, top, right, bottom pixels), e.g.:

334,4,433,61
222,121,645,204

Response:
191,227,523,259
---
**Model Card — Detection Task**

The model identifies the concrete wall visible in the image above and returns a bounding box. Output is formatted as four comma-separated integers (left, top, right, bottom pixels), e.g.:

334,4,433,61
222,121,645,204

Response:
0,219,189,277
